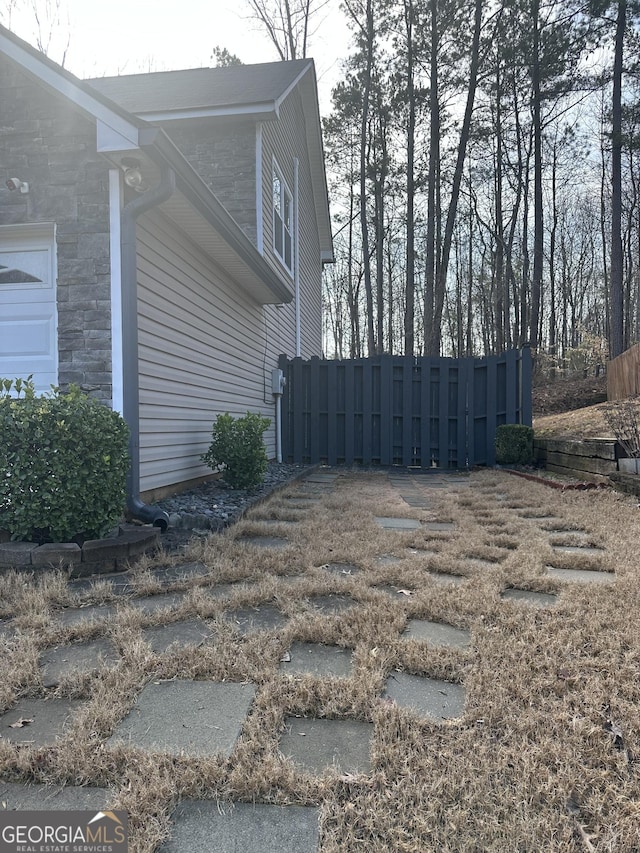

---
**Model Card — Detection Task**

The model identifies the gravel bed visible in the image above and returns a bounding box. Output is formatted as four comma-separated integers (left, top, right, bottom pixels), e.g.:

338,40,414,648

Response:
153,462,313,553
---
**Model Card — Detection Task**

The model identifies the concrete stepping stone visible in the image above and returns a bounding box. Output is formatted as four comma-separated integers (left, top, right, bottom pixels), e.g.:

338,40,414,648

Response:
125,591,187,616
279,717,372,774
0,781,110,810
321,562,360,576
423,522,456,532
236,535,289,549
375,517,422,530
107,680,256,758
304,473,339,483
225,603,288,634
68,572,133,596
142,619,213,654
207,581,251,599
160,801,320,853
40,637,120,687
280,642,353,678
402,497,432,508
384,672,465,721
151,561,211,584
546,566,614,584
545,528,590,538
54,603,118,628
428,572,467,586
374,584,416,600
551,545,603,557
403,620,470,648
0,620,16,641
0,698,83,745
501,588,558,607
306,594,357,615
420,481,447,489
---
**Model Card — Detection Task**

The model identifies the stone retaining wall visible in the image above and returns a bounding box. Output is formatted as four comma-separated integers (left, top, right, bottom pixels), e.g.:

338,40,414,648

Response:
0,525,160,577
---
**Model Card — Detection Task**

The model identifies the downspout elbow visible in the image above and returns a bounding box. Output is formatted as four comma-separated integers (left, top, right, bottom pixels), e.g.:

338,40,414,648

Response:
127,495,170,532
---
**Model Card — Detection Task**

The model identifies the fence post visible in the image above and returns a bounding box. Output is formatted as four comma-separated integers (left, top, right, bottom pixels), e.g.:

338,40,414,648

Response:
519,346,533,425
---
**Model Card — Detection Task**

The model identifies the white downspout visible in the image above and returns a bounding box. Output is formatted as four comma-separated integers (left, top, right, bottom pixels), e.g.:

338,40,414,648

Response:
294,156,301,357
256,123,264,254
109,168,124,416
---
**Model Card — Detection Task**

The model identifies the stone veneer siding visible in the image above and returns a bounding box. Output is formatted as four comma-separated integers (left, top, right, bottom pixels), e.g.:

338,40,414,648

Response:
0,56,113,403
166,118,258,245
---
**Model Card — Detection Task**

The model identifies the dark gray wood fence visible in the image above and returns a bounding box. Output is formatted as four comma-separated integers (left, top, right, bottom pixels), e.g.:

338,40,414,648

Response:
277,348,532,469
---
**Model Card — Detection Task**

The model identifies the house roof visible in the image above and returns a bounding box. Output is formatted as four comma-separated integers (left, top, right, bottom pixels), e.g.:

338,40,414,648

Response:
0,23,321,301
87,61,313,119
87,60,334,261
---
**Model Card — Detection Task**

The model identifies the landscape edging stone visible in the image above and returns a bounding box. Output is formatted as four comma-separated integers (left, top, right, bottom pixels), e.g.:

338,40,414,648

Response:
0,524,160,576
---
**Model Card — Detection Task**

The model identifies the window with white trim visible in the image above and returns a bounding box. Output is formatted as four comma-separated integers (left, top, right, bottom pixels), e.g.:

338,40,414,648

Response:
272,162,293,273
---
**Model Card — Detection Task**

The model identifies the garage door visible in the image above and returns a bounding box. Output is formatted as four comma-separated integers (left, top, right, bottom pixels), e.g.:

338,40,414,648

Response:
0,223,57,394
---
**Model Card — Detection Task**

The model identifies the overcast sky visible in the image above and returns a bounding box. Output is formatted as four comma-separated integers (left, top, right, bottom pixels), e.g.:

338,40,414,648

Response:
6,0,349,111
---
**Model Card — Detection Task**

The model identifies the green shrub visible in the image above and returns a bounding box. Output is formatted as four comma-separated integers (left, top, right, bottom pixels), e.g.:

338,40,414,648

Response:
201,411,270,490
495,424,534,466
0,378,129,543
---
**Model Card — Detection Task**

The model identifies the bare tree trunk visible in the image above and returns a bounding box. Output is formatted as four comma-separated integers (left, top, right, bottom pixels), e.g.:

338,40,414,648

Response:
404,0,416,356
610,0,625,359
494,60,505,354
549,140,559,376
423,0,438,355
357,0,376,356
530,0,543,351
432,0,483,356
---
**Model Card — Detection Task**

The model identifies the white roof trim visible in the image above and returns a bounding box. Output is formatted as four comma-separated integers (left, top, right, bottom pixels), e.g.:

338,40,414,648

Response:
274,60,313,113
134,103,278,122
0,28,140,148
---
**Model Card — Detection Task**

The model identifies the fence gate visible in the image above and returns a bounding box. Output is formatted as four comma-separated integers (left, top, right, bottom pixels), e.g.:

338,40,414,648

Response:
278,348,532,469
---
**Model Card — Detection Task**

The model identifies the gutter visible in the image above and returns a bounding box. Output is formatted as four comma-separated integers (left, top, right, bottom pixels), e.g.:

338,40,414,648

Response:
121,163,176,530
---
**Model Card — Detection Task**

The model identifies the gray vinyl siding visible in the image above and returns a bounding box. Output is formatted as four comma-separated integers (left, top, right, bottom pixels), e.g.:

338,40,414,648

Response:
136,209,286,493
261,91,323,358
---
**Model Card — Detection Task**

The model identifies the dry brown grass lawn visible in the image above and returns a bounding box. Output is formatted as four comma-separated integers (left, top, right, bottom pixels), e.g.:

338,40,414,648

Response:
533,402,615,440
1,469,640,851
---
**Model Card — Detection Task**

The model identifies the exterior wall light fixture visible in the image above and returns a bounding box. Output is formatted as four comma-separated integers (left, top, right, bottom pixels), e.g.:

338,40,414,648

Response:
6,177,29,193
121,157,148,193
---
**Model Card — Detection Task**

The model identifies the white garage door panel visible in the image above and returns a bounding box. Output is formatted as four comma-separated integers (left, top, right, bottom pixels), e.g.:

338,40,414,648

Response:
0,224,57,392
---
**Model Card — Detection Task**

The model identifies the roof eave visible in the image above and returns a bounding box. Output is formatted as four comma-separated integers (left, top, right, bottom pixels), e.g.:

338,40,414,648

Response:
139,127,293,305
134,103,279,123
296,64,334,261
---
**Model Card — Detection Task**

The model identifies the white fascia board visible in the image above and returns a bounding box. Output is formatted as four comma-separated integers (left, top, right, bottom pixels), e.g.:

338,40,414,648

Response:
273,60,313,113
0,30,139,149
135,103,278,122
97,120,141,152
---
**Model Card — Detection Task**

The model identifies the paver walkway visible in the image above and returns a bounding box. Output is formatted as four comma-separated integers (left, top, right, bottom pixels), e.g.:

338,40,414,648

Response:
0,467,623,851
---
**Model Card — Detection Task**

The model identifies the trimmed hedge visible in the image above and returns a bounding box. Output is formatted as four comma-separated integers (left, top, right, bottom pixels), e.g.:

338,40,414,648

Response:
0,379,129,543
201,411,270,490
495,424,534,466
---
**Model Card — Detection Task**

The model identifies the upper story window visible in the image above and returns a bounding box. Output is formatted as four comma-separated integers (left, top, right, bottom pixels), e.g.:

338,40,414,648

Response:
272,162,293,273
